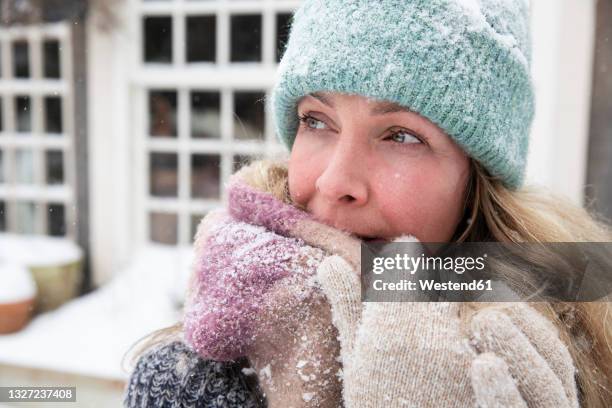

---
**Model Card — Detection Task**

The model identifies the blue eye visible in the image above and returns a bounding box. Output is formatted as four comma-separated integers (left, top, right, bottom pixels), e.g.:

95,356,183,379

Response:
298,114,327,130
390,130,422,144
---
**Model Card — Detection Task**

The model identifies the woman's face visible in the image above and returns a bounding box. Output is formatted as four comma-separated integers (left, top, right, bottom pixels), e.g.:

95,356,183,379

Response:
288,92,470,243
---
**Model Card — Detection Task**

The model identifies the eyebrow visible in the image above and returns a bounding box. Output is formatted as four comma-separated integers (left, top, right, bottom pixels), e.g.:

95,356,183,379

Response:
309,92,413,115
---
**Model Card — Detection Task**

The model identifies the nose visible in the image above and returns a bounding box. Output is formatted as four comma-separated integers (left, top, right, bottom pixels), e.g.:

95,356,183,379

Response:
315,138,368,206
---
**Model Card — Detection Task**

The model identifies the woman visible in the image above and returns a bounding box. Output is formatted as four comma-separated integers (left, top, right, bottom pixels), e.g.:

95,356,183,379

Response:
124,0,612,406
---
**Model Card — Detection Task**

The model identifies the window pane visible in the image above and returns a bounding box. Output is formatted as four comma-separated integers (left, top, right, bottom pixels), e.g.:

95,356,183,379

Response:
44,96,63,134
15,202,36,234
187,15,216,63
191,91,220,139
191,154,220,199
43,40,61,78
144,16,173,63
47,203,65,236
45,150,64,185
233,91,265,140
276,13,292,62
150,152,178,197
230,14,261,62
150,212,178,245
149,90,177,137
13,41,29,78
191,213,206,241
15,96,31,133
0,201,5,231
233,154,259,173
15,149,34,184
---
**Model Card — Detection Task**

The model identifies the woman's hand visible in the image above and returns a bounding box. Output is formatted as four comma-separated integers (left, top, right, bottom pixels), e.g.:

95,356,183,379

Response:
242,244,343,408
248,275,342,408
317,248,579,408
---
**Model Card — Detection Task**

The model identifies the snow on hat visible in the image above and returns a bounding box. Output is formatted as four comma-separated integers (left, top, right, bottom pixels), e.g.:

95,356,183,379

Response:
271,0,535,190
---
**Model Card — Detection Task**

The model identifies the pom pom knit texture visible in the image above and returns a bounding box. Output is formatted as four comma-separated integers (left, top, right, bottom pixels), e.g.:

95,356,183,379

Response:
123,341,264,407
271,0,535,190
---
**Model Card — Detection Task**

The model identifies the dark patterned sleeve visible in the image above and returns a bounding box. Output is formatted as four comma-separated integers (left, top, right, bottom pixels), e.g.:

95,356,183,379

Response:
123,341,266,408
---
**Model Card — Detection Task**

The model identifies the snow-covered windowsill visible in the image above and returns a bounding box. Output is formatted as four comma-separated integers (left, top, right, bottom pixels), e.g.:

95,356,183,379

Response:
0,245,193,381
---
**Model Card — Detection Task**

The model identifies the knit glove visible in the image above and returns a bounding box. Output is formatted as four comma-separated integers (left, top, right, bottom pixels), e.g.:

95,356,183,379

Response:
183,181,345,406
183,206,333,358
316,239,579,408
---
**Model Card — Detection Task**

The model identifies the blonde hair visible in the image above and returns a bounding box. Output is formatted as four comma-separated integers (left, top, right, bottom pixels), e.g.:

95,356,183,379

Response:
455,159,612,408
127,157,612,407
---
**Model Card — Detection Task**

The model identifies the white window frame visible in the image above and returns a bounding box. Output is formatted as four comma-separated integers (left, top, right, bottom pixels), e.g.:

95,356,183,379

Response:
0,22,76,238
527,0,596,205
129,0,300,247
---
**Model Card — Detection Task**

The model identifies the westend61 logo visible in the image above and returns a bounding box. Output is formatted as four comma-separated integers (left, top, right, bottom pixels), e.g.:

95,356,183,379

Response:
360,241,612,302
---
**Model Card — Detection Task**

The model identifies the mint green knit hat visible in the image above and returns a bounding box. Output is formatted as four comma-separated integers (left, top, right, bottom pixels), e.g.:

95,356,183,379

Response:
271,0,535,190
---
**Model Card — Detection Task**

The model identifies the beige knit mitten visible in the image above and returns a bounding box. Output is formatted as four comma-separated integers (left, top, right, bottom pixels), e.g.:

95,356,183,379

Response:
316,254,579,408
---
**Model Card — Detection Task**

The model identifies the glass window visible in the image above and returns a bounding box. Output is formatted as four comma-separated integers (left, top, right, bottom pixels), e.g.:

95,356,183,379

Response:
0,24,76,239
45,150,64,185
187,15,216,63
276,13,292,62
233,91,265,140
149,90,177,137
233,154,259,173
150,211,178,245
47,203,66,236
150,152,178,197
191,154,220,199
191,212,206,241
44,96,63,134
44,39,61,78
13,41,30,78
191,91,220,139
15,96,31,133
144,16,173,63
135,3,291,246
15,202,36,234
230,14,262,62
14,149,34,184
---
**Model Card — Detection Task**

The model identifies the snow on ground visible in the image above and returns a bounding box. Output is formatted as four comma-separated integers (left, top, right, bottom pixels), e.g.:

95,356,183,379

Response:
0,261,36,303
0,233,82,267
0,244,194,380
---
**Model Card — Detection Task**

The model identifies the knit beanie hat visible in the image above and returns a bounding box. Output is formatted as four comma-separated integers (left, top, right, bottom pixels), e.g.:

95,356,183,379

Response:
270,0,535,190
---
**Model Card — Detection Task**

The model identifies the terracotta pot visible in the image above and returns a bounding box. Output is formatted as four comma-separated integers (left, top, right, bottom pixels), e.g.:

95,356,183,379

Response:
0,298,35,334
